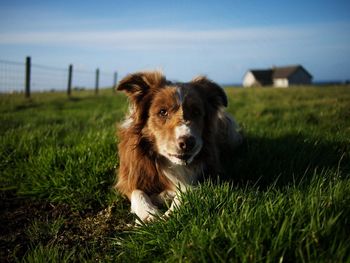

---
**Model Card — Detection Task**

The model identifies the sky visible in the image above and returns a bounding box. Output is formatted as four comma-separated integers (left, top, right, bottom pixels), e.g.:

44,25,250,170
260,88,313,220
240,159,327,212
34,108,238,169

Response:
0,0,350,85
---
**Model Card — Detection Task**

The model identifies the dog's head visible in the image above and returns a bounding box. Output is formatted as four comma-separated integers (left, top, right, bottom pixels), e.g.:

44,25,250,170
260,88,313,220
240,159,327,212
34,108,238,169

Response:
117,71,227,165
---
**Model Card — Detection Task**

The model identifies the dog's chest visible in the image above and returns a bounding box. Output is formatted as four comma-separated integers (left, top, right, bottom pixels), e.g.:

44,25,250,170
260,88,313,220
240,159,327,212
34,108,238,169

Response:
161,164,203,192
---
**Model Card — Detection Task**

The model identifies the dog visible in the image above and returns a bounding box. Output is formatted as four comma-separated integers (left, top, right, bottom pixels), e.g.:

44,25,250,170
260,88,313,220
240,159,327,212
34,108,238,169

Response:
115,71,242,223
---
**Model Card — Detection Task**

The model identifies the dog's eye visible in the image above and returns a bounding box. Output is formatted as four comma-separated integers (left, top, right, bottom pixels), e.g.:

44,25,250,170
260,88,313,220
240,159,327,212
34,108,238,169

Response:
158,109,168,117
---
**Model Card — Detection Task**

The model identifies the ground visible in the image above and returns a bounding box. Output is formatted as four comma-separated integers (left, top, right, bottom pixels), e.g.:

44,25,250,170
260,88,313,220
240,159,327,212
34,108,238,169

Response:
0,86,349,262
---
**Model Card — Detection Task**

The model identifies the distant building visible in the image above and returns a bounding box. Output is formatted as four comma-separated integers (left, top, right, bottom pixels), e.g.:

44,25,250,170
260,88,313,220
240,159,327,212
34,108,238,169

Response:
243,65,313,87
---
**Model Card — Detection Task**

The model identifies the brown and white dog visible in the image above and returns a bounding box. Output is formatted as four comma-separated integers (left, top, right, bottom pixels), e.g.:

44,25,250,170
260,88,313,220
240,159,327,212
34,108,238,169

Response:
115,71,242,223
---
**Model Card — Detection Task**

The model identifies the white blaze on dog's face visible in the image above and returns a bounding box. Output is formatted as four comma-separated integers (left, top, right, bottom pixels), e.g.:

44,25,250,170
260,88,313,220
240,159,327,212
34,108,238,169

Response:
148,85,205,165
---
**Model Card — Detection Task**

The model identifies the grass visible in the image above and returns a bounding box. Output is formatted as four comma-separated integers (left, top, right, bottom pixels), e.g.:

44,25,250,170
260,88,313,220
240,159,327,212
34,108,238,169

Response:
1,86,350,262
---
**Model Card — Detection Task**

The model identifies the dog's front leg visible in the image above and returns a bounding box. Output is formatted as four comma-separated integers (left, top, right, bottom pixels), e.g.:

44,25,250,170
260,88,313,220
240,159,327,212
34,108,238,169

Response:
164,193,181,218
150,190,176,207
131,189,159,223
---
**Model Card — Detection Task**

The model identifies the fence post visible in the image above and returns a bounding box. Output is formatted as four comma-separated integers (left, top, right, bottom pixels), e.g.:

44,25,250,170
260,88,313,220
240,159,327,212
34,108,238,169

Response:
95,68,99,95
113,72,118,92
67,64,73,96
25,56,31,98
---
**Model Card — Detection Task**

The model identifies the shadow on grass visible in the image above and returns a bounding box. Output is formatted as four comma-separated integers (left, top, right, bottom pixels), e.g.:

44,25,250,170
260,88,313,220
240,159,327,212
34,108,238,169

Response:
13,100,41,112
223,134,350,188
11,95,103,112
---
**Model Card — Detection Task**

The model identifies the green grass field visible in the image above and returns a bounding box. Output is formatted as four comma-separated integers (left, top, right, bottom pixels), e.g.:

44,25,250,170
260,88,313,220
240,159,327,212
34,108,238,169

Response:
1,86,350,262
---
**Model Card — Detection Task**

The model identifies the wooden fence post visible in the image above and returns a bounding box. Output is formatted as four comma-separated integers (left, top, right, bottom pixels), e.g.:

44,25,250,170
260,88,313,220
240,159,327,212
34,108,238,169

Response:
67,64,73,96
113,72,118,92
25,56,31,98
95,68,99,95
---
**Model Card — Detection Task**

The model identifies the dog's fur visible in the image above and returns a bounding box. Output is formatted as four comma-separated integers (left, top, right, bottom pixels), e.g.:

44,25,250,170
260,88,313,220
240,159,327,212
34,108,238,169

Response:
115,71,242,222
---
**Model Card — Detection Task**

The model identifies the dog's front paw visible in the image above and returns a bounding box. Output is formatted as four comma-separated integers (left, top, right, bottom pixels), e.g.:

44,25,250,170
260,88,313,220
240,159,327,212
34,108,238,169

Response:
150,190,176,207
163,209,172,219
131,189,161,224
134,209,160,225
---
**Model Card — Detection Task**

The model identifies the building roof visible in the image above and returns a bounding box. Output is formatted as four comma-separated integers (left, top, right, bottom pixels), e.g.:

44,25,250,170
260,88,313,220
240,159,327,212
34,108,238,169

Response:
250,69,273,85
249,65,312,82
272,65,313,79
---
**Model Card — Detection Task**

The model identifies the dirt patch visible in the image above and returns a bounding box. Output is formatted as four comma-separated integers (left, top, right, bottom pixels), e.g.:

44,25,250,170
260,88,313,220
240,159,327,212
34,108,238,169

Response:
0,191,132,262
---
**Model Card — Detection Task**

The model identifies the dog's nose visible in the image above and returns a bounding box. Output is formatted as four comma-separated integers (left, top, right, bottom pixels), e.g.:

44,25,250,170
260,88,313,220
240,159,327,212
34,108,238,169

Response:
178,136,196,151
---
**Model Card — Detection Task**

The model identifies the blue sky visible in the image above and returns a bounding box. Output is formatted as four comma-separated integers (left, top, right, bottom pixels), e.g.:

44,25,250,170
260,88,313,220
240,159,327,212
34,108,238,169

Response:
0,0,349,84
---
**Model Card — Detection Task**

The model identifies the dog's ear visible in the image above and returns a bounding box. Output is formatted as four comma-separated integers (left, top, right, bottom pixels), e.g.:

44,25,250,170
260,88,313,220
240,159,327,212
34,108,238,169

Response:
117,71,166,104
191,76,228,108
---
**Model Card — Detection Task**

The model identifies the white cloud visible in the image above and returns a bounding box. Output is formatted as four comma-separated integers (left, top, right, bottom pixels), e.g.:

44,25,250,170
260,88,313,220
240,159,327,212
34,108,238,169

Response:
1,22,348,83
0,26,311,51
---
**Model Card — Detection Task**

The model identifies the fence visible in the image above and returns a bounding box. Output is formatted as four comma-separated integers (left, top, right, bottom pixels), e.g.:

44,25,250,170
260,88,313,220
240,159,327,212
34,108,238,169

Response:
0,56,118,97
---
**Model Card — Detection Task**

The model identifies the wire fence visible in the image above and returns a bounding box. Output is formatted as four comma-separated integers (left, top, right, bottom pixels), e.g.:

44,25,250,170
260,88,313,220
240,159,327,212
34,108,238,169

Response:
31,63,67,92
0,57,118,96
0,59,25,93
73,68,114,91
